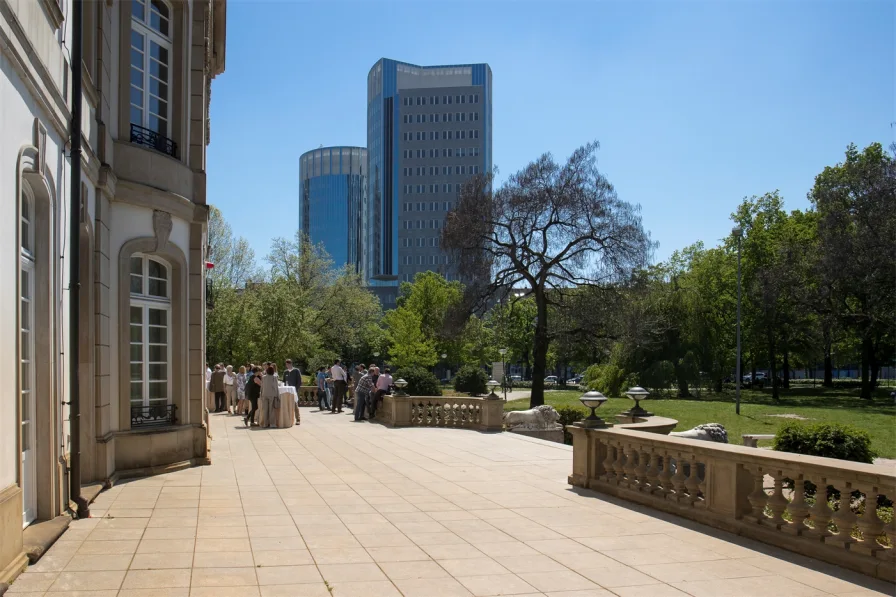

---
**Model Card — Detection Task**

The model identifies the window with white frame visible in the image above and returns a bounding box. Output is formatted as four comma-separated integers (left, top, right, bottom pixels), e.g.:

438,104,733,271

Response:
129,254,171,409
130,0,172,136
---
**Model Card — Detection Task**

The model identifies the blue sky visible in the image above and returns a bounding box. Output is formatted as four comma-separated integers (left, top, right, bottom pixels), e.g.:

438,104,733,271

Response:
207,0,893,264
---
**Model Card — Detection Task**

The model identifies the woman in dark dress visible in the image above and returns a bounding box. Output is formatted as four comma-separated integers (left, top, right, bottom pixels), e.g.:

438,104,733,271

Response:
244,366,262,427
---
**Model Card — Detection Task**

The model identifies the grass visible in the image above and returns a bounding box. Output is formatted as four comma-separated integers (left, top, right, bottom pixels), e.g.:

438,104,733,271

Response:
504,385,896,458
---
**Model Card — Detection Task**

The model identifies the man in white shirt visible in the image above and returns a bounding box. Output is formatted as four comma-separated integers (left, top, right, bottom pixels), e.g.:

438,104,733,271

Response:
371,367,393,418
205,363,213,411
330,359,347,413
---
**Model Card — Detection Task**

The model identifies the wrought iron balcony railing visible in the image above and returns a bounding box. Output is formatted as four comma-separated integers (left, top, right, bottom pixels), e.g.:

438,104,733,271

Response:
131,403,177,428
130,123,178,159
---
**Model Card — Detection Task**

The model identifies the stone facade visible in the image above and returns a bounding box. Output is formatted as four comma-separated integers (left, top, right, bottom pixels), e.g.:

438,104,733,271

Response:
0,0,226,584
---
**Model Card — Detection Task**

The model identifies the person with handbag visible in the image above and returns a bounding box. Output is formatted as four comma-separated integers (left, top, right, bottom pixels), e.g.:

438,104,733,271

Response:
260,365,280,428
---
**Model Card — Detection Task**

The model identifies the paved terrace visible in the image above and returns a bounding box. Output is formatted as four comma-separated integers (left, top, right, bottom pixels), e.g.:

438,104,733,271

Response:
9,410,894,597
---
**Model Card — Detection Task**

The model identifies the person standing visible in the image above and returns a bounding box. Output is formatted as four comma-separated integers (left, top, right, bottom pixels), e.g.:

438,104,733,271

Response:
372,367,392,418
244,366,262,427
224,365,236,414
315,366,330,411
210,364,226,413
330,359,347,413
260,365,280,428
236,366,248,416
205,363,213,411
353,366,375,421
283,359,302,425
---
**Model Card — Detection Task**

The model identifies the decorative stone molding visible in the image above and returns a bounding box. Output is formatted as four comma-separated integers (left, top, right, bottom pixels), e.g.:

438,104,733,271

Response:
152,210,173,252
32,119,47,176
379,395,504,432
568,426,896,582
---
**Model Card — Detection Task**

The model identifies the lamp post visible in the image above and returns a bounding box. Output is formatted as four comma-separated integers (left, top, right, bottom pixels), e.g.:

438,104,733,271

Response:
578,391,609,428
733,226,743,415
486,379,500,399
498,348,508,401
622,386,652,418
373,351,380,370
441,352,447,383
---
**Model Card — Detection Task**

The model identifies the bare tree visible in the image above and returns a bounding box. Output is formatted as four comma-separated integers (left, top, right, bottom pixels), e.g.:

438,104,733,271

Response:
208,205,257,289
443,142,653,407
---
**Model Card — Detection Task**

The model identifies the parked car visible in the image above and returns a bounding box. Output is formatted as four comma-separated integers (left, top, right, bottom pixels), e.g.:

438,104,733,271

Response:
510,375,522,382
544,376,558,385
568,374,584,385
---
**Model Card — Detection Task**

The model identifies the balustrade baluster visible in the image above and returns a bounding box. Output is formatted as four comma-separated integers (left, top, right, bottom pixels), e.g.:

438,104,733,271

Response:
852,491,886,556
612,441,627,486
745,466,768,523
825,482,858,547
658,452,674,497
684,455,702,505
622,443,638,488
601,440,616,484
807,481,833,539
781,478,810,535
636,449,651,490
646,450,662,495
763,472,789,528
669,454,688,502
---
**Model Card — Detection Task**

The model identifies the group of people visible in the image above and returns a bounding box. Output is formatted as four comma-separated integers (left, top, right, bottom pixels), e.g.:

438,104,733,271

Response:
204,358,394,428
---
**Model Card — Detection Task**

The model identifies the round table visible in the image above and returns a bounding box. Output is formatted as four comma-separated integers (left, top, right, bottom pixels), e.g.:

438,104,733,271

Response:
257,385,298,428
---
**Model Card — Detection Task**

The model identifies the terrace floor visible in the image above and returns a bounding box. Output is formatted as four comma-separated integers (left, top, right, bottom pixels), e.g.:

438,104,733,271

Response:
8,408,895,597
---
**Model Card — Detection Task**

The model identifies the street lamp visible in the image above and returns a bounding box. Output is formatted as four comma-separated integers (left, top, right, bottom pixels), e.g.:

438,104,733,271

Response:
498,348,508,401
622,386,652,418
732,226,743,415
393,378,408,396
486,379,500,399
373,351,380,369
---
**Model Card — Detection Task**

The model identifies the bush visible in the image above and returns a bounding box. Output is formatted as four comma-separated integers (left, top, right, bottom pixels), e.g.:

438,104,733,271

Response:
556,406,588,445
583,363,627,397
394,366,442,397
454,365,488,396
773,422,877,463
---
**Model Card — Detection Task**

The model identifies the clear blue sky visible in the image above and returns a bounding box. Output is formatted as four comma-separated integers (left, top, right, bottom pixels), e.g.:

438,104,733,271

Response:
207,0,894,264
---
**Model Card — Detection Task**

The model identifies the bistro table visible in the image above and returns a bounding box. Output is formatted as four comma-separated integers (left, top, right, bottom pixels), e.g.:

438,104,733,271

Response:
257,385,298,429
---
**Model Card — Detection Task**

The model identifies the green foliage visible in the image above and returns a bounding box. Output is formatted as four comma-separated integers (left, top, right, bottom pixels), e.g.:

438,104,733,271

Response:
773,422,878,463
639,360,677,395
384,308,438,368
394,366,442,397
555,406,588,445
453,365,488,396
583,363,628,397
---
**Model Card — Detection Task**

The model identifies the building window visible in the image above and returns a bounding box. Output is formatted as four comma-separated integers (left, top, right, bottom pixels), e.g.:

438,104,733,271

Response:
130,0,173,137
129,254,170,409
20,186,35,521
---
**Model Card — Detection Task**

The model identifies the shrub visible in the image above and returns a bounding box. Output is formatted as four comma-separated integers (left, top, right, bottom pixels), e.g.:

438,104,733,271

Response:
453,365,488,396
773,422,877,463
394,366,441,397
555,406,588,445
583,363,627,397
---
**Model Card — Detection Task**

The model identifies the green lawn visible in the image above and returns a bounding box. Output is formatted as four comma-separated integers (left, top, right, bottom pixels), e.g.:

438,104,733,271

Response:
504,385,896,458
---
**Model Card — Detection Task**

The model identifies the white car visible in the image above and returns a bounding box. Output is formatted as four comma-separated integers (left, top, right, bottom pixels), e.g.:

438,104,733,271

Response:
544,376,558,385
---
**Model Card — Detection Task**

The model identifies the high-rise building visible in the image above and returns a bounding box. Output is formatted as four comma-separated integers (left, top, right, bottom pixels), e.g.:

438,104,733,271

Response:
366,58,492,308
299,146,368,272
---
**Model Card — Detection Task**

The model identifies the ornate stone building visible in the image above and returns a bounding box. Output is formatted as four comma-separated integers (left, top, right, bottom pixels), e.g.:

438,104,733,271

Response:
0,0,226,583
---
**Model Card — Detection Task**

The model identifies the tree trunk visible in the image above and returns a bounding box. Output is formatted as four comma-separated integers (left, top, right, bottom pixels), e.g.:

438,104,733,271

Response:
768,335,779,401
822,327,833,386
714,377,723,393
530,291,549,408
870,335,880,390
860,334,873,400
782,347,790,390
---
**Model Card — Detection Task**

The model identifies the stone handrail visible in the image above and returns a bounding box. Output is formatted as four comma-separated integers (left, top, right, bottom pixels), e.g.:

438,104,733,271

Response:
297,386,319,407
379,394,504,432
568,426,896,582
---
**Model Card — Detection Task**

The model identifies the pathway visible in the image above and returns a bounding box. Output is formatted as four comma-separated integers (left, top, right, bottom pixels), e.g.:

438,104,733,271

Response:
7,408,894,596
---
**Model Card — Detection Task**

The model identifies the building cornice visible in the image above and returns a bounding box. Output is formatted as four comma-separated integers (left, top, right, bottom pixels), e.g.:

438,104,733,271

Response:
113,178,207,224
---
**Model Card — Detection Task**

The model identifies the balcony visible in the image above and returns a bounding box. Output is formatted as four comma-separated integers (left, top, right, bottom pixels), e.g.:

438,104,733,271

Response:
130,403,177,429
129,123,178,159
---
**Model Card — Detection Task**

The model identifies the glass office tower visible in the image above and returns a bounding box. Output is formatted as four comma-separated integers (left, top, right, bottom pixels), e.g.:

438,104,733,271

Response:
366,58,492,309
299,146,368,273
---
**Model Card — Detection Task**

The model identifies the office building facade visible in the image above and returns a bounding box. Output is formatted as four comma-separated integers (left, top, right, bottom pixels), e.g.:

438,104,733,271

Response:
299,146,367,272
366,58,492,308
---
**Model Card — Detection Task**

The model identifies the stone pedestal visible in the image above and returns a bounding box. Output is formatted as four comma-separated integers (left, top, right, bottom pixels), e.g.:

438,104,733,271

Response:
510,428,564,443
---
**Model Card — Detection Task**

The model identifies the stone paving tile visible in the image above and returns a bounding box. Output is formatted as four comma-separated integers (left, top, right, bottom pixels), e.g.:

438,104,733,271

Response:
12,411,896,597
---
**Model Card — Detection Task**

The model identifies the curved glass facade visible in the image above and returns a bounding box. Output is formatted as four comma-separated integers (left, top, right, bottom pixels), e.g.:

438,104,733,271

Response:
299,146,368,273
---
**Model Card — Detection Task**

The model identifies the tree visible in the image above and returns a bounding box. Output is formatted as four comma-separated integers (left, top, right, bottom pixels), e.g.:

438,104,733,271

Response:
384,307,438,368
207,205,257,289
444,142,652,408
810,143,896,399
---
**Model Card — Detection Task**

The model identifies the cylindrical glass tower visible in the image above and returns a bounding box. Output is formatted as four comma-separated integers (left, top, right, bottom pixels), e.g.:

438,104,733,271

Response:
298,146,368,273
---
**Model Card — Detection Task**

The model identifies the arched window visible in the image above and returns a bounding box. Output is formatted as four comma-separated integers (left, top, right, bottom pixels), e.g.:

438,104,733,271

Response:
130,0,172,137
20,185,36,525
129,254,170,409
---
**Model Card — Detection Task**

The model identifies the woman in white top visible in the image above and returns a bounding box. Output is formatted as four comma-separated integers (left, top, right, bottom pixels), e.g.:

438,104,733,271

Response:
224,365,236,414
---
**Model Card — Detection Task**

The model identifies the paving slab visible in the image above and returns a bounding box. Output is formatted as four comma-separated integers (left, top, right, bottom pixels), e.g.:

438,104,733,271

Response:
6,408,895,596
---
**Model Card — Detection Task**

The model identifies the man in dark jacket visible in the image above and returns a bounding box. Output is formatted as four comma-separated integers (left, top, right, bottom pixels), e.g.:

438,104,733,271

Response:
210,364,226,412
283,359,302,425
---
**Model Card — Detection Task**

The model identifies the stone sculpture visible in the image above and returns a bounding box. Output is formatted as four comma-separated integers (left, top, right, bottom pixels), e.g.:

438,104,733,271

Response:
503,405,562,430
670,423,728,443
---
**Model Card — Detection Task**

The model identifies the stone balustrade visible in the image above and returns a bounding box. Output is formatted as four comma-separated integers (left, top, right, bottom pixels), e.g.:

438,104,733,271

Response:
379,394,504,432
297,386,319,407
568,425,896,582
